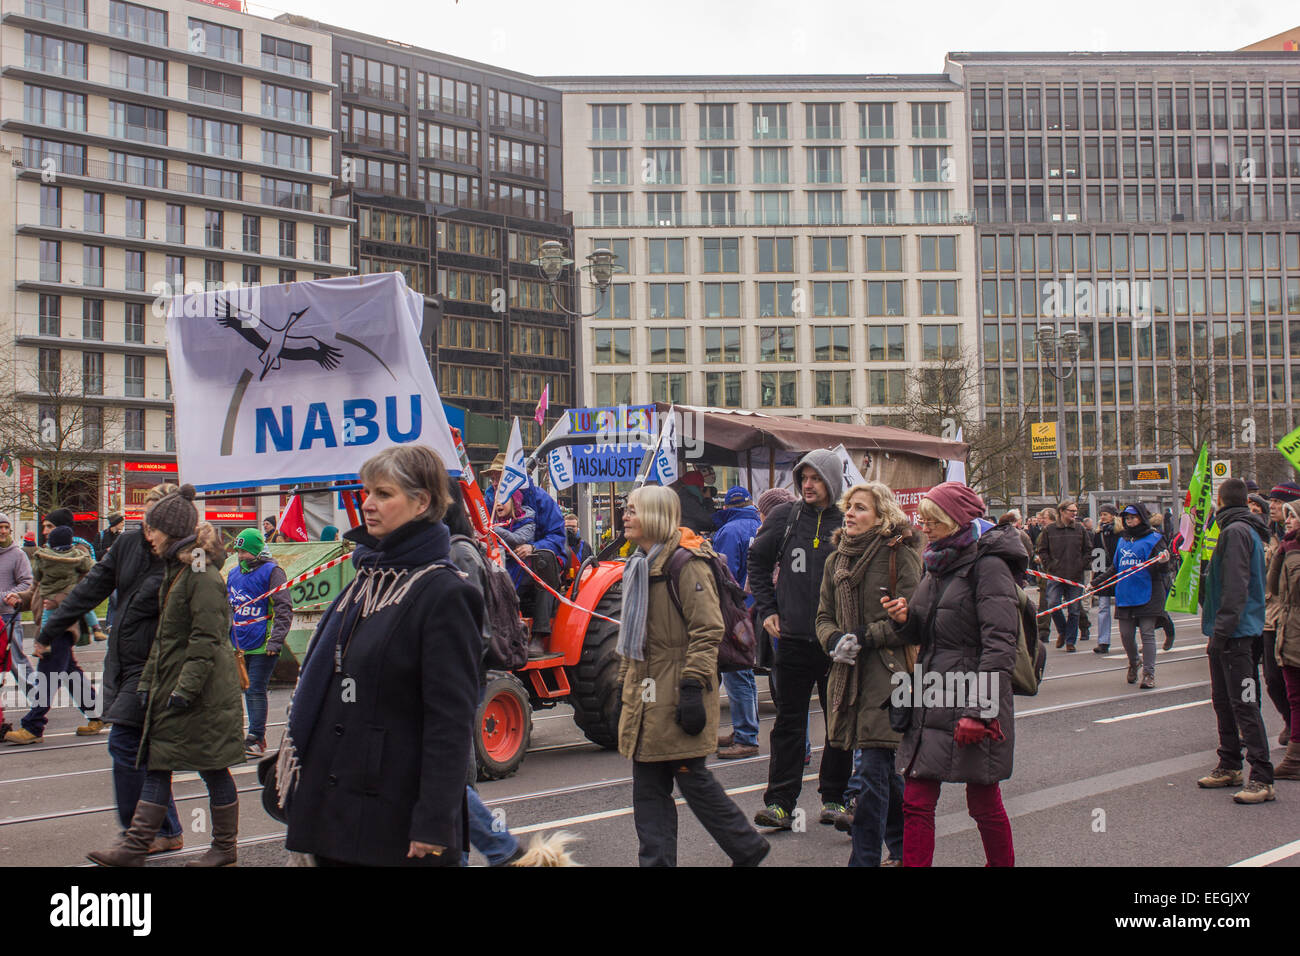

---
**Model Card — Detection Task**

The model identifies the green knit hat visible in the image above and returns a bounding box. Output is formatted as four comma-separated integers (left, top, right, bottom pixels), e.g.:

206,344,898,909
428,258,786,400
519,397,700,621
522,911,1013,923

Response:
233,528,265,555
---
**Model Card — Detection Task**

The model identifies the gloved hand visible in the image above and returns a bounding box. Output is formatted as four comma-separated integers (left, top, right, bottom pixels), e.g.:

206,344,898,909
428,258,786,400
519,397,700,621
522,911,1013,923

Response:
675,680,706,735
831,633,861,665
954,716,988,747
167,693,190,711
985,718,1006,742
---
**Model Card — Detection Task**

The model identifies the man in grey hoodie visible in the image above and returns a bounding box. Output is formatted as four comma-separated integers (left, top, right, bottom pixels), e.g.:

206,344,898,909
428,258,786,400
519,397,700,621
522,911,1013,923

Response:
0,513,36,714
747,449,850,829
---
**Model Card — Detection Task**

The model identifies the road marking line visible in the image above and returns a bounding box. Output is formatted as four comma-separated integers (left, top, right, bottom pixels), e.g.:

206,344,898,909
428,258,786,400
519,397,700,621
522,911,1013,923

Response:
509,773,816,836
1094,700,1211,723
1018,681,1210,717
1230,839,1300,867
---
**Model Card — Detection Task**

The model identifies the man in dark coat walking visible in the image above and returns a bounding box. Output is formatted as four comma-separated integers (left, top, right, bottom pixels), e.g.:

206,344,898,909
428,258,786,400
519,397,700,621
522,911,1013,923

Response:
748,449,850,829
1036,501,1091,651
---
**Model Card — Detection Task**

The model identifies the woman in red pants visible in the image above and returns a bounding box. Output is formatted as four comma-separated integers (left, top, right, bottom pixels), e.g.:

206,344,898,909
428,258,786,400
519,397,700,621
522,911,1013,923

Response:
882,482,1021,866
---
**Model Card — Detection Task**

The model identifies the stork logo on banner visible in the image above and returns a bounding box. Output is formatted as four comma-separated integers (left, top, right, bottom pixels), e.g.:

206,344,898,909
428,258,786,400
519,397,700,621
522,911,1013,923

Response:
218,301,344,380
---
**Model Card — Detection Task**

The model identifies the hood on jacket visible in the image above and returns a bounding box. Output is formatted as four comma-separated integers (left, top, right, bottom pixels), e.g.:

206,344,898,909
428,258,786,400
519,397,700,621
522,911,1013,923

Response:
1216,505,1270,544
166,523,227,568
975,522,1029,578
1120,502,1154,539
793,448,844,508
713,504,760,531
34,543,91,564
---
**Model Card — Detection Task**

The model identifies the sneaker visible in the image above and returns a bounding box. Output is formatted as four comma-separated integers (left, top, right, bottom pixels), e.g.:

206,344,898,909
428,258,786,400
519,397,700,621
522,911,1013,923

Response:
820,802,849,826
716,742,759,760
1139,672,1156,689
754,805,793,830
1233,781,1277,804
1126,662,1139,684
244,735,266,757
830,801,855,831
76,719,105,736
1197,767,1244,789
92,628,108,642
4,728,42,745
1093,644,1111,655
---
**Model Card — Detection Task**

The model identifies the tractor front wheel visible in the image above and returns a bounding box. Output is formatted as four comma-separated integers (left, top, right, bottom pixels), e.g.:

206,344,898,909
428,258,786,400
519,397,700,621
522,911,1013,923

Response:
569,585,623,750
476,671,532,781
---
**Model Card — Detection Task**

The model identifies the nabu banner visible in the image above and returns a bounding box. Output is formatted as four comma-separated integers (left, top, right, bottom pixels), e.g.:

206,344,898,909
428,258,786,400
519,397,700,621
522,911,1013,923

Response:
166,273,460,492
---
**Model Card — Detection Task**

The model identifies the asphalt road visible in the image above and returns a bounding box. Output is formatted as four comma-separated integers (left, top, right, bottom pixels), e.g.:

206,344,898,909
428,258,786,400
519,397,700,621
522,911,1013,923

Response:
3,610,1298,868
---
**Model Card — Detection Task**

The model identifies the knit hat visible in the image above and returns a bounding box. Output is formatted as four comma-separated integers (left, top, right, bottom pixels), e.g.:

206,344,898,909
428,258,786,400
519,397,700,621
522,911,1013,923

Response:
922,481,986,532
23,533,34,546
48,526,73,549
0,512,10,527
144,484,199,538
233,528,265,555
107,513,124,528
724,485,751,507
1246,479,1260,492
1248,494,1270,513
1097,503,1118,518
679,471,705,489
757,487,797,518
44,508,74,528
1269,482,1300,503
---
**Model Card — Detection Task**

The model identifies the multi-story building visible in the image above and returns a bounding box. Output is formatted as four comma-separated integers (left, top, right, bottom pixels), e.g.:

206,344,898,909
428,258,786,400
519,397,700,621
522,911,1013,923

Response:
545,74,976,429
1,0,352,535
280,17,577,468
947,52,1300,507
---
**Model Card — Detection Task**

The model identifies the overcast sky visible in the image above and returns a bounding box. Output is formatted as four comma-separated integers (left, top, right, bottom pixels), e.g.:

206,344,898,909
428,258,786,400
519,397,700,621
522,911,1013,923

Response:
244,0,1294,77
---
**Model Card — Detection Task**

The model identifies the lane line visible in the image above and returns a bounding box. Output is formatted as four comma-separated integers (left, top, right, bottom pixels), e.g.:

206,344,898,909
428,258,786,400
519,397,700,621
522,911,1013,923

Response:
1094,700,1211,723
1230,838,1300,868
1018,681,1210,717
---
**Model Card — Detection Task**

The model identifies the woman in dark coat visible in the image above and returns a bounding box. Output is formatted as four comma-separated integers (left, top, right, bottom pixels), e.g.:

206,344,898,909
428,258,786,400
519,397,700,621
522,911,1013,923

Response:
883,481,1021,867
87,486,245,867
282,445,483,866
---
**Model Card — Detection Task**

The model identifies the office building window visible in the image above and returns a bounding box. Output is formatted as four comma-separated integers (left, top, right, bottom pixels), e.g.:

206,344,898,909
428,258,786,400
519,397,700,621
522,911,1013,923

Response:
815,369,853,405
166,203,184,244
242,215,260,253
700,103,734,140
649,328,686,364
314,225,330,263
753,103,787,139
704,371,743,407
702,237,740,272
39,294,61,336
919,235,957,271
760,370,799,408
204,209,222,248
39,239,60,282
922,324,960,359
867,280,903,316
860,102,894,138
759,326,797,362
591,104,627,140
866,235,902,271
82,351,103,395
123,302,144,343
83,192,103,233
279,221,296,258
920,280,958,315
811,236,848,272
702,283,741,318
650,372,688,404
813,325,851,361
753,147,789,184
704,328,742,363
124,408,145,450
757,237,794,272
806,102,840,138
125,198,145,239
83,245,103,287
648,238,685,273
647,283,686,319
593,328,632,364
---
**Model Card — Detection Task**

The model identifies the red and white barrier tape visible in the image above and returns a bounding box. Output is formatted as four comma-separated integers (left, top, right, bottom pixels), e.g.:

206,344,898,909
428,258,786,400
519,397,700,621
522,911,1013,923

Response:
491,529,622,627
1027,568,1085,588
1035,553,1165,619
233,552,352,612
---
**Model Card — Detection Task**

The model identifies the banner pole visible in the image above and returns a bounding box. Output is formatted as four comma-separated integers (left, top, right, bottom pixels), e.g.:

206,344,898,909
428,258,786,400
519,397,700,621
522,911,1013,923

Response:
609,482,616,541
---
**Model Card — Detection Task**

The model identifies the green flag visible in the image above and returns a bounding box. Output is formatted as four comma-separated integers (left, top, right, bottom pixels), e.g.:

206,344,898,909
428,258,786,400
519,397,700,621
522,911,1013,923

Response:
1166,444,1211,614
1279,424,1300,474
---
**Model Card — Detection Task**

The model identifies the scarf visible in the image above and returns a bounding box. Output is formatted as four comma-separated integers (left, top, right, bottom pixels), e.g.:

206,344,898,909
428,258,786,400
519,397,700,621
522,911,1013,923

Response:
922,522,979,575
616,541,665,662
831,526,885,636
1281,529,1300,555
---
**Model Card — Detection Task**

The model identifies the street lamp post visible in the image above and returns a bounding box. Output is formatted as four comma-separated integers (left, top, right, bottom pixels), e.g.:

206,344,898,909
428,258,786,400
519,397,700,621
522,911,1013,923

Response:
1037,325,1081,501
531,240,624,319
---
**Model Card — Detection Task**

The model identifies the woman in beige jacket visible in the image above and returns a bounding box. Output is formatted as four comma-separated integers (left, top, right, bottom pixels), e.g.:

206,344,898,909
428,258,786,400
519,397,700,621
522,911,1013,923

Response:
1265,500,1300,779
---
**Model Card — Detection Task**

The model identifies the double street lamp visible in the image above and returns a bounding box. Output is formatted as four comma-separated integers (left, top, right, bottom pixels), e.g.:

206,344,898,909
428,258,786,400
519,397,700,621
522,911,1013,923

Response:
1037,325,1081,501
531,241,624,319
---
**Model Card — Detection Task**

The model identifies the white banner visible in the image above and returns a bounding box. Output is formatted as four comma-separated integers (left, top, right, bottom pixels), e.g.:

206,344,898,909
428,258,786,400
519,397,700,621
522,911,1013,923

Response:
652,405,679,485
166,273,459,491
832,443,867,489
542,415,576,491
496,418,527,501
944,428,967,484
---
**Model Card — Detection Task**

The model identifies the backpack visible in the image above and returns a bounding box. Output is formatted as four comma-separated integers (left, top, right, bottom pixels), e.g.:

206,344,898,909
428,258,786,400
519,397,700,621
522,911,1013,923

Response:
972,560,1046,696
452,534,530,671
660,546,757,673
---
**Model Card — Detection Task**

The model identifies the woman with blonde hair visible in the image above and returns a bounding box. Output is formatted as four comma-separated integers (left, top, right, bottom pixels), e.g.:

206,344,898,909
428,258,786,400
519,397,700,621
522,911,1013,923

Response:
883,482,1023,866
88,485,245,866
617,483,769,866
816,482,922,866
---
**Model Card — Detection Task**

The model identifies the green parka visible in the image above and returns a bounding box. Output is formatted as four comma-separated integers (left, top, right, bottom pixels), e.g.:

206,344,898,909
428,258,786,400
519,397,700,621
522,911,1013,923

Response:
137,530,245,772
815,523,923,751
617,529,723,763
1267,545,1300,668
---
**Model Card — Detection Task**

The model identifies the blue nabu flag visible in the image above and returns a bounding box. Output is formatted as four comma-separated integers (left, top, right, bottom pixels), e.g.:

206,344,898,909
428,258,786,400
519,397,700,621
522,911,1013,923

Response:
228,560,278,651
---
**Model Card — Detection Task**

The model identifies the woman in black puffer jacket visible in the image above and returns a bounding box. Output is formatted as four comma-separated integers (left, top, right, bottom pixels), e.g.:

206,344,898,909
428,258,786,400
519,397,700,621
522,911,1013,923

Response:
883,482,1022,867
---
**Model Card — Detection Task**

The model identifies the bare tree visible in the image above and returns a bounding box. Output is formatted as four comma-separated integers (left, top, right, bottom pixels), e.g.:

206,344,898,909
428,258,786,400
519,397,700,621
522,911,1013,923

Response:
0,357,124,517
892,347,1037,508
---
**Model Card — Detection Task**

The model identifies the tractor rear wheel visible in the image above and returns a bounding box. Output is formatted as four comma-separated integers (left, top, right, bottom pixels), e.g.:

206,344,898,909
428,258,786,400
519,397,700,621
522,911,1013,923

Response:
569,584,623,750
476,671,532,781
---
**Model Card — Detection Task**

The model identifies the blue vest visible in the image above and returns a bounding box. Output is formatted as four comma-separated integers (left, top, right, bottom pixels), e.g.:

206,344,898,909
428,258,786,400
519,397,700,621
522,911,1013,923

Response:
228,559,278,651
1114,531,1162,608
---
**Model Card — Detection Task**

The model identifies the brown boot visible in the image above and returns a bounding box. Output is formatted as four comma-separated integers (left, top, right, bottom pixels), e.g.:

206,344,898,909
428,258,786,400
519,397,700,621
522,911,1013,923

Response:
1275,740,1300,780
87,801,169,867
186,801,239,867
148,833,184,854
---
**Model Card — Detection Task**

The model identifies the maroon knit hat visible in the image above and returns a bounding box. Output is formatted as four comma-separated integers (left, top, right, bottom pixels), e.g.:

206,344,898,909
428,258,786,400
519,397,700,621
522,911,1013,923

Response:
757,487,797,519
923,481,985,531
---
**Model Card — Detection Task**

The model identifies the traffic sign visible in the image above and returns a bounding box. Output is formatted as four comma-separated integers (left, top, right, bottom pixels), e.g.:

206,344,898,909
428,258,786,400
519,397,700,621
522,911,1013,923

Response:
1210,459,1231,498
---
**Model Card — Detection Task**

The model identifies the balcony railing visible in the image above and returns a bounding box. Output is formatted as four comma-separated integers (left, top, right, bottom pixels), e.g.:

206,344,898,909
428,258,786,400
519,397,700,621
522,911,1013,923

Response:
860,169,894,183
420,95,476,119
108,20,167,47
24,0,86,28
261,53,311,79
493,158,546,179
187,87,240,110
24,53,87,79
646,126,681,141
490,111,545,134
753,125,788,140
345,79,404,102
344,130,407,153
864,124,894,139
701,126,735,140
420,145,478,166
262,104,312,125
15,149,350,216
807,170,843,184
112,123,167,146
913,125,948,138
591,127,627,141
574,207,973,228
807,125,841,139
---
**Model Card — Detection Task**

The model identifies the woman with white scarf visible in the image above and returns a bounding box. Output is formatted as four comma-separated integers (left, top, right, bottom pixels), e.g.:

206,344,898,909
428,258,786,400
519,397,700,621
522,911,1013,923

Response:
615,484,770,867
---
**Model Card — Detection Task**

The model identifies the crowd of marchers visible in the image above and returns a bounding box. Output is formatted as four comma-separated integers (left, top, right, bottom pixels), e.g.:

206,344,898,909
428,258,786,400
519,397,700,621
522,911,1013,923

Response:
1,447,1294,869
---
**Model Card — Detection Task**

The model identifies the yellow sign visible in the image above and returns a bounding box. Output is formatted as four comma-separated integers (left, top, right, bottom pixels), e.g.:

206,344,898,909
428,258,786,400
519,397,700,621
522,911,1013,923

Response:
1031,422,1058,460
